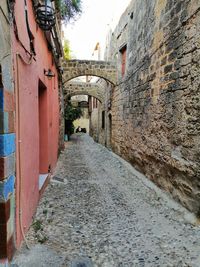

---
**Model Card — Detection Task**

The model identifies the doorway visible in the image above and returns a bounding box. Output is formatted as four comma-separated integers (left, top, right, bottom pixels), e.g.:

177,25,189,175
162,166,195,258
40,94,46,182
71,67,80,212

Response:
107,113,112,148
38,80,49,190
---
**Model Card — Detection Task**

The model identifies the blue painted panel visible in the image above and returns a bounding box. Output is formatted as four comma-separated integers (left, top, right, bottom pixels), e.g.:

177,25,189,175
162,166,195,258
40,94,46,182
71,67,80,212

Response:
0,175,15,202
0,134,15,156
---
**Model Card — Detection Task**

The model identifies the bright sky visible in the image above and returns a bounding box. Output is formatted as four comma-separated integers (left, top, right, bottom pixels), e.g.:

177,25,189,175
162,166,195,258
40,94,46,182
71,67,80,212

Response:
63,0,131,60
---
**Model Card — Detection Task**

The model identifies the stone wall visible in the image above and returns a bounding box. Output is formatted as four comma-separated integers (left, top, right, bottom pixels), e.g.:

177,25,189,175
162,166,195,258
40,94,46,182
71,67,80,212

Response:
89,79,113,147
104,0,200,214
0,1,16,262
89,107,99,142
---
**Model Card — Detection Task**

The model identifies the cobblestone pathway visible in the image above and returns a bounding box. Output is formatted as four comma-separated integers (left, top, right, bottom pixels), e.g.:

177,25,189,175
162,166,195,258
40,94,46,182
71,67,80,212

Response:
14,134,200,267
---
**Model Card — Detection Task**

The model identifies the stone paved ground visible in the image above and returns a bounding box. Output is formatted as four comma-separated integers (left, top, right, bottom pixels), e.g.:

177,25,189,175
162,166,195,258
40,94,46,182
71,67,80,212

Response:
13,134,200,267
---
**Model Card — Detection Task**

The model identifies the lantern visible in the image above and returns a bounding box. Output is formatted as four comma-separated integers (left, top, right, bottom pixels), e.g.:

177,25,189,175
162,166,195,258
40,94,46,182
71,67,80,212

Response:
36,0,55,31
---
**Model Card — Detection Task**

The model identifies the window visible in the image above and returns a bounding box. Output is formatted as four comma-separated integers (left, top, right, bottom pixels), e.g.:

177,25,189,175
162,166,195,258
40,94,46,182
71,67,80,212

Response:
92,97,98,109
120,45,127,77
102,111,105,129
93,97,95,108
88,96,92,113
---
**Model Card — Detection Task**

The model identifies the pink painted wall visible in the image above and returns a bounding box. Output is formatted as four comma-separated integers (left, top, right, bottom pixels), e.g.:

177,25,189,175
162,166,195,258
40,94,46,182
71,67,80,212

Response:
12,0,60,248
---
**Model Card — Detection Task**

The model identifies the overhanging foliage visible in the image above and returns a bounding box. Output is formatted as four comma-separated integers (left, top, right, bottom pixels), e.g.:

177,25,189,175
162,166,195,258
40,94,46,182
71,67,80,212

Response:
55,0,82,23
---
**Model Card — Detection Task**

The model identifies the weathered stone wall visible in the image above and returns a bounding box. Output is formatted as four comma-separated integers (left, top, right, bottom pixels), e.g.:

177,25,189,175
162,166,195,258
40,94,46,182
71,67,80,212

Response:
89,107,99,142
0,1,16,262
105,0,200,214
88,78,113,147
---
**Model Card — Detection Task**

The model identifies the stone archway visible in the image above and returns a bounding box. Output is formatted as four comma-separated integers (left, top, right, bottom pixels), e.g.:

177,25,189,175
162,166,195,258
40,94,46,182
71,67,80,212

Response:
62,59,117,85
64,82,104,103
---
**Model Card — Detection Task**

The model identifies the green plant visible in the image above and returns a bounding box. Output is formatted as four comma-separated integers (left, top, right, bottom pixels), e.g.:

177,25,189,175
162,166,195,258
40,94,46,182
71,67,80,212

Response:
37,235,48,244
43,209,48,215
64,101,82,121
55,0,82,23
32,219,43,232
63,39,71,60
64,101,82,136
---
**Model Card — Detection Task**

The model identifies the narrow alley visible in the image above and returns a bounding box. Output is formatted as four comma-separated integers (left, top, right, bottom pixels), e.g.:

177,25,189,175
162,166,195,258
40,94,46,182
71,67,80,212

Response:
14,134,200,267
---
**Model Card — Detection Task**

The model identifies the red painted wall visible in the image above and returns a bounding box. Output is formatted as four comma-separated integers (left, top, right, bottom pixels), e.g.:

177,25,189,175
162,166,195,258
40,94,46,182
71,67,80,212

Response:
12,1,60,248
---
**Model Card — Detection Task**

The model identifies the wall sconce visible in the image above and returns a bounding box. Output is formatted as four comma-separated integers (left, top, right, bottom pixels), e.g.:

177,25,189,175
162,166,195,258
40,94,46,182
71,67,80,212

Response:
36,0,55,31
44,69,55,79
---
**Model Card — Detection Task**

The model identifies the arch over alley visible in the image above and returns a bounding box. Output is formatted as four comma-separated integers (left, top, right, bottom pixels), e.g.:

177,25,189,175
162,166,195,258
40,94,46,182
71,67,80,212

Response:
64,82,104,102
62,59,117,85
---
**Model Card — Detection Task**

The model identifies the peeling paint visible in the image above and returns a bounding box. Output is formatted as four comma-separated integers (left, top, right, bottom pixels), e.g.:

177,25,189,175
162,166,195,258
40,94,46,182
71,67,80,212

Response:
0,134,15,157
0,175,15,202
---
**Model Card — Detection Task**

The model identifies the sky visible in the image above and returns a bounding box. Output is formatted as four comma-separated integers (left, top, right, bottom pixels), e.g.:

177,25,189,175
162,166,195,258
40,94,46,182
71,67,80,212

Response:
63,0,131,60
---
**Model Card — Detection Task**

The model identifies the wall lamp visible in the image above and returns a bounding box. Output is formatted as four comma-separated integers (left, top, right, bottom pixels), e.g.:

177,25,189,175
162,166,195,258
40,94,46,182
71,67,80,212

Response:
36,0,55,31
44,69,55,79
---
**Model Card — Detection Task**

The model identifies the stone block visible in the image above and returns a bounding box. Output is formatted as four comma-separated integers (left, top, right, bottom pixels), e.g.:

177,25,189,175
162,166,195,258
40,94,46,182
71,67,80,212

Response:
175,2,182,14
168,51,177,61
187,0,200,17
161,56,167,66
0,88,15,113
8,112,15,133
0,153,15,181
1,56,12,92
3,91,14,112
6,194,15,242
165,0,173,12
164,64,173,74
180,9,188,23
168,16,179,30
0,112,15,134
174,59,181,70
169,72,179,80
180,53,192,66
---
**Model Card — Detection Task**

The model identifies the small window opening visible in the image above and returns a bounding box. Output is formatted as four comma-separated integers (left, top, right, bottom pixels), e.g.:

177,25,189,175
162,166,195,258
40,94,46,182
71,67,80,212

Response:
102,111,105,129
119,45,127,77
92,97,98,109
